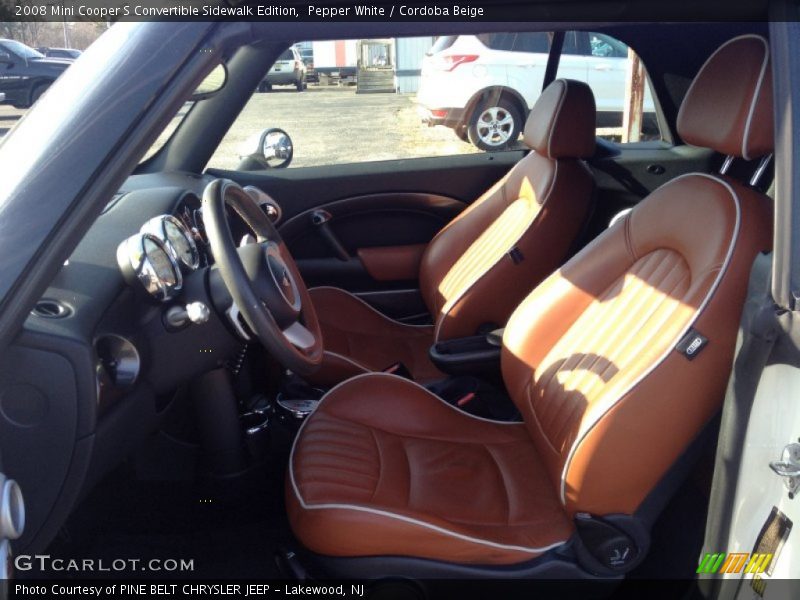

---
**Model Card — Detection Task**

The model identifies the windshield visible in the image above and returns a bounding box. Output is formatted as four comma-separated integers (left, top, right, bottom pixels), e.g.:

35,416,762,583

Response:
1,40,44,60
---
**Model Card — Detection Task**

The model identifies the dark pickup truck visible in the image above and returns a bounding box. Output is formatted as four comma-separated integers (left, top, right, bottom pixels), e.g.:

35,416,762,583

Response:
0,39,72,108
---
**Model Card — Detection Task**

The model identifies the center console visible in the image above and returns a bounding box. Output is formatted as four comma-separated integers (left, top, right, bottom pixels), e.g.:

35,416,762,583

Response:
428,328,503,376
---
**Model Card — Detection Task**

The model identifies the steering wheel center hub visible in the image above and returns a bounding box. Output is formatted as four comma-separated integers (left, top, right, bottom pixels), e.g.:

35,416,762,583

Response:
266,247,300,312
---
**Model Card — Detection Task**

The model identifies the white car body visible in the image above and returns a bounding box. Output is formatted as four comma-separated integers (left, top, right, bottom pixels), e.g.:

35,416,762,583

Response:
417,32,656,149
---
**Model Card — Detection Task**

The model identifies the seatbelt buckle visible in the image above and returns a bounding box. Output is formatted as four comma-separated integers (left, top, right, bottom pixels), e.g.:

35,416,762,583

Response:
383,362,412,379
456,392,476,407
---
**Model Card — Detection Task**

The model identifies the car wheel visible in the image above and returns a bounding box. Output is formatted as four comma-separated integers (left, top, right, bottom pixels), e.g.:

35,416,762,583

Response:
467,97,522,151
29,83,50,107
454,124,469,142
257,81,272,93
296,77,306,92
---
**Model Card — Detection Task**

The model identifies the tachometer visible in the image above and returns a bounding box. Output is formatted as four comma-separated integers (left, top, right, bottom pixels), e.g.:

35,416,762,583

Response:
141,214,200,271
116,233,183,302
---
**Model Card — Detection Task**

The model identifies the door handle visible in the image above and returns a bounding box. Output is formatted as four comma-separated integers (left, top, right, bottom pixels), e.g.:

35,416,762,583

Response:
770,442,800,497
593,63,612,71
310,210,350,262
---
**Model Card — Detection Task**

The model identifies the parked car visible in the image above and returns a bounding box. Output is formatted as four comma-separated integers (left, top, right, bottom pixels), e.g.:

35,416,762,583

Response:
40,47,82,60
0,39,72,108
257,45,307,92
295,44,318,83
417,32,656,150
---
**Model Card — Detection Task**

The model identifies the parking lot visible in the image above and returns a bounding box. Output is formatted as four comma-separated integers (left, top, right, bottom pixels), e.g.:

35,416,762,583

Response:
208,85,490,170
0,104,23,138
2,86,501,170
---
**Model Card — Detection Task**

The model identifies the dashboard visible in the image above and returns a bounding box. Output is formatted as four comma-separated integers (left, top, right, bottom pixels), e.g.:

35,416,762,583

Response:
0,171,281,553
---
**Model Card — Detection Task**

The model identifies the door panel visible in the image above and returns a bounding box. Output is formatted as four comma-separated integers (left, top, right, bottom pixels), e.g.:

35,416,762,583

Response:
208,155,519,320
584,141,718,244
210,143,720,318
699,254,800,597
279,192,463,294
207,151,520,222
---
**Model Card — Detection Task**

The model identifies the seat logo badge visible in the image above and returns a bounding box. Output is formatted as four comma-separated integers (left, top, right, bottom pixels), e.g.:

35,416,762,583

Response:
676,328,708,361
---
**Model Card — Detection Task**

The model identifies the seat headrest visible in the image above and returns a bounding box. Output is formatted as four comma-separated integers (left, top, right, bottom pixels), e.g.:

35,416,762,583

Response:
523,79,596,159
677,35,773,160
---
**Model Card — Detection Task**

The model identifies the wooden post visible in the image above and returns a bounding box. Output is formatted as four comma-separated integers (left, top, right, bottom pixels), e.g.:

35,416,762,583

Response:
622,48,645,143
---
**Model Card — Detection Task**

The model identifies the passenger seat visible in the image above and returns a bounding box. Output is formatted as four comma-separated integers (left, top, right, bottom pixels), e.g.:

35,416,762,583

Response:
309,79,597,385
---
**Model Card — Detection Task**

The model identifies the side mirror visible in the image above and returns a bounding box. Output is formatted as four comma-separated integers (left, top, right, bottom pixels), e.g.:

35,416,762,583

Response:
0,52,14,65
237,128,294,171
260,128,293,168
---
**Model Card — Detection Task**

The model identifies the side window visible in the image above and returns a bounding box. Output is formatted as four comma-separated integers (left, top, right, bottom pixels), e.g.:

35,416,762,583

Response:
561,31,585,56
513,33,551,54
476,33,516,52
207,31,663,171
589,33,628,58
556,31,662,143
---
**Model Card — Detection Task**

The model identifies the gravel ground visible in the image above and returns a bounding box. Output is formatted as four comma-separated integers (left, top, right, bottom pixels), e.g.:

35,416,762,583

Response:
0,104,23,139
207,85,493,170
2,86,524,170
2,86,632,170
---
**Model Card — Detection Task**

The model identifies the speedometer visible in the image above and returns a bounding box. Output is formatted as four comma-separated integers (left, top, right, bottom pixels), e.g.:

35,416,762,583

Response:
116,233,183,301
141,215,200,271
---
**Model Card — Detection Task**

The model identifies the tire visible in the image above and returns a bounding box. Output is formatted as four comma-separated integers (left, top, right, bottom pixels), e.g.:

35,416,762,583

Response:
29,83,50,107
257,81,271,93
296,76,306,92
454,124,469,142
466,97,523,151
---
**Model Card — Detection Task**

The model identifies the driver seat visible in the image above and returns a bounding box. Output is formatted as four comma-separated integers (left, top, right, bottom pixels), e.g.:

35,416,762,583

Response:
308,78,597,385
287,35,773,573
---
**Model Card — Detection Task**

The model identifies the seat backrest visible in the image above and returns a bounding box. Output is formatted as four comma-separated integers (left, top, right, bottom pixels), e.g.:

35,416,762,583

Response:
501,35,774,517
419,79,597,341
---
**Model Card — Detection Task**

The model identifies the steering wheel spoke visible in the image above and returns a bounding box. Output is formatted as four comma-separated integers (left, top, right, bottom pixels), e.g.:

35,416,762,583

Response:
282,321,317,354
202,179,323,375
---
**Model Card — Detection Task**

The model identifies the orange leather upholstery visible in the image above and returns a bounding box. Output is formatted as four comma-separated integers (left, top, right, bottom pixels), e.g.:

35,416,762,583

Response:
502,173,772,516
287,374,574,564
523,79,597,159
310,80,596,384
356,244,427,282
678,35,772,160
289,36,774,566
307,286,441,386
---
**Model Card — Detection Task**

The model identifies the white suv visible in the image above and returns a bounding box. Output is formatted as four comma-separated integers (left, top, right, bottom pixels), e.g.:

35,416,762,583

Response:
258,46,307,92
417,32,655,150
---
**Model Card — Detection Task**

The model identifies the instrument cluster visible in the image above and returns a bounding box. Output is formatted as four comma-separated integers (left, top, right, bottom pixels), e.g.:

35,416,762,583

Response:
116,203,204,302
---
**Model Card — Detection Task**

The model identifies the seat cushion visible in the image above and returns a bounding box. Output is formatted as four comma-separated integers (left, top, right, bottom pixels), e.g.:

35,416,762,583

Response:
308,286,442,385
287,373,573,565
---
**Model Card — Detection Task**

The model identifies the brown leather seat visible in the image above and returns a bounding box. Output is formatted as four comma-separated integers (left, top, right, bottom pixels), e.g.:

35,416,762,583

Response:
309,79,597,385
288,35,774,568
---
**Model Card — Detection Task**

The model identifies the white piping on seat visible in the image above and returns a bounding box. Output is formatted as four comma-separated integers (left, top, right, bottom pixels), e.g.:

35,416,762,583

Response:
322,350,371,373
677,34,770,161
740,36,770,161
289,372,566,556
558,172,742,505
433,160,559,342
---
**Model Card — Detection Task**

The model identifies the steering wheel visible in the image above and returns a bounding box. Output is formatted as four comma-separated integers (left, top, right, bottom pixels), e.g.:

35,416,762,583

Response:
201,179,323,376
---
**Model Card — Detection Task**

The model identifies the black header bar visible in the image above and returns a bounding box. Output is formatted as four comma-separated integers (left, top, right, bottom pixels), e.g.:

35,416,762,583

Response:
0,0,771,23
